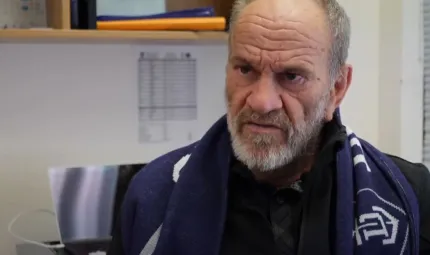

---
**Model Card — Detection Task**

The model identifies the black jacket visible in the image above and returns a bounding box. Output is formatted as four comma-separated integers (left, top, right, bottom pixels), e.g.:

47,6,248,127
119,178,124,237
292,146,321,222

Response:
108,155,430,255
108,120,430,255
389,154,430,253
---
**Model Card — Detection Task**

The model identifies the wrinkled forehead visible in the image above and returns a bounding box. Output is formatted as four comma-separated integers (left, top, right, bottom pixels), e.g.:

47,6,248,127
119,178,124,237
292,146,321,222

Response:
230,0,331,57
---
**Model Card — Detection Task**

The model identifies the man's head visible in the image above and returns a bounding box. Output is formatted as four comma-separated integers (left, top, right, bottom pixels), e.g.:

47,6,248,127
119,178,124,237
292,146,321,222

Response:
225,0,353,172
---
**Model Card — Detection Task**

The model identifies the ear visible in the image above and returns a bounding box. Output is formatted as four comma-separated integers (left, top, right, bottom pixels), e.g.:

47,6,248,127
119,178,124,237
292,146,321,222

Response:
325,64,353,121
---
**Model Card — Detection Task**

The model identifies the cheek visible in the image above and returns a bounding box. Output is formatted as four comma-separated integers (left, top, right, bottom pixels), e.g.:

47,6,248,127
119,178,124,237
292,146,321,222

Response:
226,71,250,116
281,83,329,123
280,94,306,125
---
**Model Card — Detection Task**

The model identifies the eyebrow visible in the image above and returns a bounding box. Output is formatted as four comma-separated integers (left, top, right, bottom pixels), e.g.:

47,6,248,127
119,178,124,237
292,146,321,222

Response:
229,55,314,76
229,56,250,64
280,65,310,74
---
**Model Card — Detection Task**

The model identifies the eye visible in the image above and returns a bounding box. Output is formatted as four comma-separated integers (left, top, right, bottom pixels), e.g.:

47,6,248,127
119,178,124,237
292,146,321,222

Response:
284,72,299,81
237,65,253,75
278,71,305,86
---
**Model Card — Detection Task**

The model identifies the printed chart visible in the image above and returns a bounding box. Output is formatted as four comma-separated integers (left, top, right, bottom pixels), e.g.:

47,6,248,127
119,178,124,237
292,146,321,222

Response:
138,51,198,144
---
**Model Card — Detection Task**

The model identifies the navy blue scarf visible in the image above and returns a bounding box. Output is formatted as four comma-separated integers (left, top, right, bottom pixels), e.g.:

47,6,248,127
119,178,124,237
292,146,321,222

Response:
129,112,419,255
334,110,420,254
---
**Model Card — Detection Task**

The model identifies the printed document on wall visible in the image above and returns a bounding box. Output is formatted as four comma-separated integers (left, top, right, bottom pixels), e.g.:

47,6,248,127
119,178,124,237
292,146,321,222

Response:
137,50,198,144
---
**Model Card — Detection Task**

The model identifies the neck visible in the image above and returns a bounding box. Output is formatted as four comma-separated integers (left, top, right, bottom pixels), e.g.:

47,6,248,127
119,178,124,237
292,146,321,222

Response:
252,153,316,188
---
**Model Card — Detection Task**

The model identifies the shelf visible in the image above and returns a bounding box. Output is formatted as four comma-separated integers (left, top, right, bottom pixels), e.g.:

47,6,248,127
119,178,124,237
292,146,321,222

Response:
0,29,229,44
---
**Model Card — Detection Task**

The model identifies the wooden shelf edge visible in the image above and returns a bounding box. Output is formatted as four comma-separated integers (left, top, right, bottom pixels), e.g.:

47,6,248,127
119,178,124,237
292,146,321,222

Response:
0,29,229,43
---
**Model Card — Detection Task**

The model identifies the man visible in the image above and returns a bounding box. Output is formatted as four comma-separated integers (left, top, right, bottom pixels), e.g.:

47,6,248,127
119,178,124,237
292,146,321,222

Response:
108,0,430,254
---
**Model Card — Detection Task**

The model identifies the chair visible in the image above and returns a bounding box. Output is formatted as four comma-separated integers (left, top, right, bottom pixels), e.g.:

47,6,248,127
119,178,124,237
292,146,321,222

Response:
111,163,146,236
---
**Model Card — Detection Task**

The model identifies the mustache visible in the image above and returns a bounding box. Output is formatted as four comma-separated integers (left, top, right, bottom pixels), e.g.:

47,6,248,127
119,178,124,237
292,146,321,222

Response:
235,109,291,130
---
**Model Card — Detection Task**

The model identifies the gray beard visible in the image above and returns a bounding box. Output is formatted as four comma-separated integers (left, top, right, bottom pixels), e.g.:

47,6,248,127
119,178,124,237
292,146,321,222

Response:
227,97,328,172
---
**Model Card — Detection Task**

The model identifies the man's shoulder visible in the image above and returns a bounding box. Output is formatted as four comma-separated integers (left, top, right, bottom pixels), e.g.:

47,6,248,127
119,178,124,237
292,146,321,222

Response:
134,141,198,183
121,142,198,221
385,154,430,192
385,154,430,215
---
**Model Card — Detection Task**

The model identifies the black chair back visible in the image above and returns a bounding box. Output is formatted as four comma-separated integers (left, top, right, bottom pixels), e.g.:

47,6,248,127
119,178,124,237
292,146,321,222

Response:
111,163,146,235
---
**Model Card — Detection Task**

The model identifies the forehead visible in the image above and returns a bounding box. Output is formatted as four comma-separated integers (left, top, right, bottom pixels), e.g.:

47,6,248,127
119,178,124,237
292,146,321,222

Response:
230,0,330,69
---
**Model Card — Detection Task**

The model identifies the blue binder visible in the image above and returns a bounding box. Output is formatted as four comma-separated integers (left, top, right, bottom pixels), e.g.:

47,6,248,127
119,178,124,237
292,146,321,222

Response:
97,7,215,21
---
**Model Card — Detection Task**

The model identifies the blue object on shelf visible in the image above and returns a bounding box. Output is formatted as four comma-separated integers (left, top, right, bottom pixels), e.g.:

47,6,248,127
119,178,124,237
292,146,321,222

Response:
97,7,215,21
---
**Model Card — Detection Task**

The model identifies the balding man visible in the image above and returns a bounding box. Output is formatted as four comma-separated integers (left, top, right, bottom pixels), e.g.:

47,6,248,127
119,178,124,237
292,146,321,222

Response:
108,0,430,254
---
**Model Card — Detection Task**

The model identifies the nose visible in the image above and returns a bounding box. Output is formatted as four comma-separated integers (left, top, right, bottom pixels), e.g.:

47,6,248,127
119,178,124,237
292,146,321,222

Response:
246,77,283,114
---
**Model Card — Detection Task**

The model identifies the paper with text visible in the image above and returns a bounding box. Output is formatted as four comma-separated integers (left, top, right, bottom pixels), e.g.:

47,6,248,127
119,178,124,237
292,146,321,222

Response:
137,51,198,144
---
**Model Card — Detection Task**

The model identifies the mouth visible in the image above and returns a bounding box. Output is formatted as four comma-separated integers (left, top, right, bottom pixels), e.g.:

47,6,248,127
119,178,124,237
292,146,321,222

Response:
243,122,282,134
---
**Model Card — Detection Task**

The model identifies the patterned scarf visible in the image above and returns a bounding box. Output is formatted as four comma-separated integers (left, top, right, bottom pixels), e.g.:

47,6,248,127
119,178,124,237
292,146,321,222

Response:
334,109,419,255
125,112,419,255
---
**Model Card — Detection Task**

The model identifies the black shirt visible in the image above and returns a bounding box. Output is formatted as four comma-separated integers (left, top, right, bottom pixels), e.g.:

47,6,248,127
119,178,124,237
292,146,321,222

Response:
108,121,430,255
220,161,304,255
220,119,345,255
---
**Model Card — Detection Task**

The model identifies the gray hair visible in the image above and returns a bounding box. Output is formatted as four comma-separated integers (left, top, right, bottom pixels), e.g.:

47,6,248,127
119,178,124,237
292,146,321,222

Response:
229,0,351,79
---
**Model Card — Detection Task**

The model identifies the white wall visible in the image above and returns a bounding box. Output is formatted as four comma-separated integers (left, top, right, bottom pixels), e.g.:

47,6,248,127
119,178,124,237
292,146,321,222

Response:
378,0,402,156
0,43,229,254
378,0,423,161
338,0,379,143
0,0,422,254
399,0,423,162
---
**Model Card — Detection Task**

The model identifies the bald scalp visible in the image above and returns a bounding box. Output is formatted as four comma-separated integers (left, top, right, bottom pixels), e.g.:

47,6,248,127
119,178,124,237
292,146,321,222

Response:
228,0,350,79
